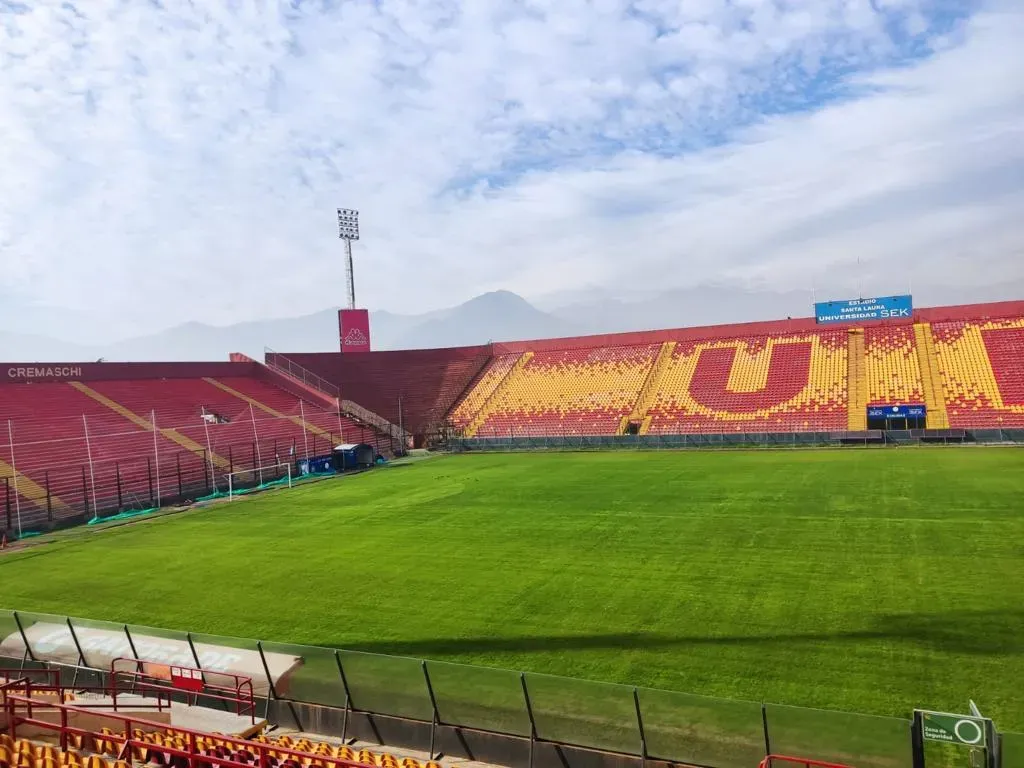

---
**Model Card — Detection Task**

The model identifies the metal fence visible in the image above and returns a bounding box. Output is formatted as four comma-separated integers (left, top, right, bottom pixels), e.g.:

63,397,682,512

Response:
453,429,1024,452
1,609,1019,768
0,410,366,537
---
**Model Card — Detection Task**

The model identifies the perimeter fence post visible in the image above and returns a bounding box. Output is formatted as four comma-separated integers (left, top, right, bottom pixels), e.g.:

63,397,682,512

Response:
13,611,36,662
422,661,442,759
82,466,89,517
124,626,141,694
911,711,925,768
185,632,203,672
45,472,52,521
65,617,87,688
985,720,998,768
520,673,538,768
334,650,354,744
633,687,648,768
761,703,771,758
258,640,302,730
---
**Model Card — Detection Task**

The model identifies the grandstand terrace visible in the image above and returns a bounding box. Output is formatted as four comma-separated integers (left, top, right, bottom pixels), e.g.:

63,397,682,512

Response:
445,300,1024,437
0,361,395,533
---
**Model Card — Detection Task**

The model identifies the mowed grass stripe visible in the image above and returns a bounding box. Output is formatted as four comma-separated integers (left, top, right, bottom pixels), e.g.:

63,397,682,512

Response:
1,449,1022,731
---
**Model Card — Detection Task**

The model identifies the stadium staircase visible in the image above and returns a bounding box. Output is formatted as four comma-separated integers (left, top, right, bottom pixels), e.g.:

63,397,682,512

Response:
913,323,950,428
263,351,407,442
462,352,533,437
619,341,675,435
864,325,924,409
846,329,868,430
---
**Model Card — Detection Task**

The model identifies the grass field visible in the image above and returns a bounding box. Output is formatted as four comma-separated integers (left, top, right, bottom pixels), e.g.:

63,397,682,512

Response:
1,448,1022,738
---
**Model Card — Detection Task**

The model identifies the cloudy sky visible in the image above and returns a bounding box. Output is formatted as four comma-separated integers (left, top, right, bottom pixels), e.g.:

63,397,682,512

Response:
1,0,1022,340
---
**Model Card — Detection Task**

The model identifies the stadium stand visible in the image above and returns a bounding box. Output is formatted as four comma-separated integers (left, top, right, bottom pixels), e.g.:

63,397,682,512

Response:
0,733,442,768
932,317,1024,427
0,362,394,534
445,302,1024,438
464,344,660,437
3,300,1022,536
644,331,848,433
277,346,492,443
864,325,925,407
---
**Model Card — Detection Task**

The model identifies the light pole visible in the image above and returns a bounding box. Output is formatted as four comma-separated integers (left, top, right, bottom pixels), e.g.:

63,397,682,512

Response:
337,208,360,309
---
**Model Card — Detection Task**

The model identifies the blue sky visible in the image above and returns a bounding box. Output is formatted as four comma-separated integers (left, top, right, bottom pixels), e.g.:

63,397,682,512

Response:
0,0,1022,339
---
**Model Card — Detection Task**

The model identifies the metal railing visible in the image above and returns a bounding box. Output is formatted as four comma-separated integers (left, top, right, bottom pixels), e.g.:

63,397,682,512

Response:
451,428,1024,451
265,348,341,399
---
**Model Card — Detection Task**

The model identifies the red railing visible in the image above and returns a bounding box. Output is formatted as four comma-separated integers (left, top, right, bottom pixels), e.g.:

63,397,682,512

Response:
759,756,857,768
0,667,61,688
3,689,369,768
109,658,255,721
0,676,170,716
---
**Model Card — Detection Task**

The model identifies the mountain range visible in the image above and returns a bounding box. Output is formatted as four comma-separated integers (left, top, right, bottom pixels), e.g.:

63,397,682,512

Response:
2,280,1022,363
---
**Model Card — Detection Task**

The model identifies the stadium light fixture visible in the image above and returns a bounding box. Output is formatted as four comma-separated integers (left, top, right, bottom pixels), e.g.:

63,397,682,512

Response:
337,208,360,310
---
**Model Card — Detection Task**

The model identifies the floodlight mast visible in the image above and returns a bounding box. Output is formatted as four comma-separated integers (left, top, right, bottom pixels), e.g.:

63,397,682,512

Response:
337,208,360,310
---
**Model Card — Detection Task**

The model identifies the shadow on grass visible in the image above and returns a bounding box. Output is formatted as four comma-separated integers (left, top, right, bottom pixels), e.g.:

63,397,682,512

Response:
322,608,1024,659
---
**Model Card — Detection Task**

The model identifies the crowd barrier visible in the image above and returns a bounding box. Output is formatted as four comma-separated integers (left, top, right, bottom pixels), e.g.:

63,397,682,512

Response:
453,429,1024,452
0,610,1019,768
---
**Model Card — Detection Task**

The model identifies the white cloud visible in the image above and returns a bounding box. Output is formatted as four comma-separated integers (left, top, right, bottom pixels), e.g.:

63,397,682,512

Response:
0,0,1020,340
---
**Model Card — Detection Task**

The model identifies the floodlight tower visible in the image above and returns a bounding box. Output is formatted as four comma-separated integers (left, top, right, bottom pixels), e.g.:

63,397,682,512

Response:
337,208,360,309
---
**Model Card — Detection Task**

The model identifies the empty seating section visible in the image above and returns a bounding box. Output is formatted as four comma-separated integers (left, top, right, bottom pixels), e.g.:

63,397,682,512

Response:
473,345,659,436
280,347,492,437
0,736,128,768
864,326,924,405
0,371,389,534
646,331,848,433
255,735,441,768
0,731,443,768
449,353,520,429
212,377,381,448
0,382,182,532
932,318,1024,427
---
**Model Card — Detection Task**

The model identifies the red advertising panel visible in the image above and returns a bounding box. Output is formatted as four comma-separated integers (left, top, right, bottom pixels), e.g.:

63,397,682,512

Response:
338,309,371,353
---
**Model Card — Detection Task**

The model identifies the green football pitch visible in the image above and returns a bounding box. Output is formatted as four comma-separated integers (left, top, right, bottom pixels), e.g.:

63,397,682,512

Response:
2,449,1023,730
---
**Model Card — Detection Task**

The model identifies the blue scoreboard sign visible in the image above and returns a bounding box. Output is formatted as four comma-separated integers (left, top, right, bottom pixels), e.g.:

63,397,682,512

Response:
867,404,926,418
815,295,913,324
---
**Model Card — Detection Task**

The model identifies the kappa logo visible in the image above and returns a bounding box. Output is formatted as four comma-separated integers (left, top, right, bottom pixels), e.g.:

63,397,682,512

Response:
343,327,368,346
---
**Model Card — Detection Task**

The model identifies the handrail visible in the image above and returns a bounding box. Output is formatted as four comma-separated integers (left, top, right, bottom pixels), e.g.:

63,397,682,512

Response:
4,690,370,768
263,347,408,441
110,656,254,720
264,348,340,399
759,756,856,768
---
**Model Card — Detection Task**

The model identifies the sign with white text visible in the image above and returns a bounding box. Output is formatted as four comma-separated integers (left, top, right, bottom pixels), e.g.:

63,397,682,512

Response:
815,295,913,324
